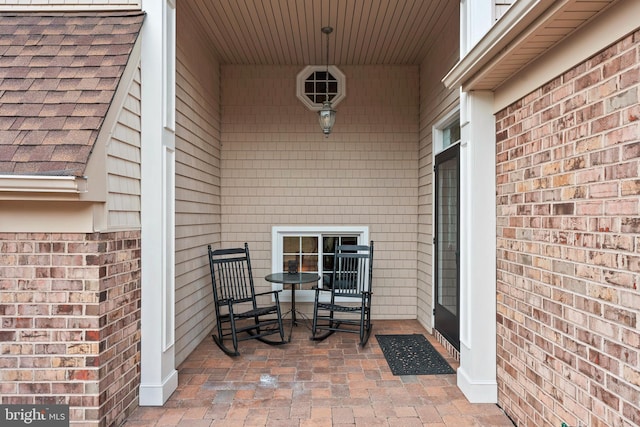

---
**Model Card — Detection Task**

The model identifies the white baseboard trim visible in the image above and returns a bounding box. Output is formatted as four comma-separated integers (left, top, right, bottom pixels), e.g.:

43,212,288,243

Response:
138,369,178,406
457,366,498,403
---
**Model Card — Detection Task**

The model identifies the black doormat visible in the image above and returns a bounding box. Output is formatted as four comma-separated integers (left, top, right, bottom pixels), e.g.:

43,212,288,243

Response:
376,334,455,376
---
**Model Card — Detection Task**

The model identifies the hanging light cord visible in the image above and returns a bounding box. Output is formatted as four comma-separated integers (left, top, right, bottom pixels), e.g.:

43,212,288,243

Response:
321,26,333,102
325,0,331,103
325,27,329,102
318,0,336,136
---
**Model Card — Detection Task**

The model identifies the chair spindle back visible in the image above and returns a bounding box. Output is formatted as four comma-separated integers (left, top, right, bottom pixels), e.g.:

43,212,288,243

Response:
332,244,372,296
209,243,255,306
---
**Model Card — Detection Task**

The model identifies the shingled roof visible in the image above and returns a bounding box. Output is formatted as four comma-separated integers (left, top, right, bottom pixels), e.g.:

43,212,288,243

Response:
0,11,145,177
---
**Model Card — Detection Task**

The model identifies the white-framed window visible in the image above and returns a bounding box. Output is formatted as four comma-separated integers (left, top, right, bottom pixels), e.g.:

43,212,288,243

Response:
271,226,369,302
296,65,346,111
433,107,461,155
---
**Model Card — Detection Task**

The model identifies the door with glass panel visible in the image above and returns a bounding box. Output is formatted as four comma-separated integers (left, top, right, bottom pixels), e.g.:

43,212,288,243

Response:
434,143,460,350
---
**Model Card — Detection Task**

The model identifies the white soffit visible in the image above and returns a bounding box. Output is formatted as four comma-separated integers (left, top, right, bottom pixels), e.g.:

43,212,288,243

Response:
443,0,619,91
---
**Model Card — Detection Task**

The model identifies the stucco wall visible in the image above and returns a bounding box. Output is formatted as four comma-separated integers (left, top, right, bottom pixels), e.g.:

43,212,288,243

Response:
495,29,639,427
220,64,420,320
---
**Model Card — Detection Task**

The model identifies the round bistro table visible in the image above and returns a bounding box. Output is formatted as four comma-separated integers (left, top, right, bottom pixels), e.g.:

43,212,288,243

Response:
265,272,320,339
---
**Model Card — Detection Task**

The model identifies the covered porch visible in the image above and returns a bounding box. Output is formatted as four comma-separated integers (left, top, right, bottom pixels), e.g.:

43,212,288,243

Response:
126,320,513,426
140,0,497,411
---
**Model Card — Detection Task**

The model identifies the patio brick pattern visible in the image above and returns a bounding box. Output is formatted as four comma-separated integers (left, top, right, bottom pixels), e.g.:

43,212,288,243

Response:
124,320,514,426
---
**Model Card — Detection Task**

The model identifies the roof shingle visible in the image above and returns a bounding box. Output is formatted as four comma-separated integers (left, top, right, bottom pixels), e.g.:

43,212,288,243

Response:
0,11,144,177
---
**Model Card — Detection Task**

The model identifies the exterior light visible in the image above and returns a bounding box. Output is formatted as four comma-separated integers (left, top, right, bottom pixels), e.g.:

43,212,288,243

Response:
318,100,336,135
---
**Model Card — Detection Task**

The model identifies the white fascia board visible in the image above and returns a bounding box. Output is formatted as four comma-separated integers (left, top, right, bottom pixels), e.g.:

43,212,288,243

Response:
442,0,560,89
0,3,142,12
0,175,88,194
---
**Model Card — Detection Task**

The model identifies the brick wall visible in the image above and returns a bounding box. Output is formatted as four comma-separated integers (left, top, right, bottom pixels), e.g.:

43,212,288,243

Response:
0,231,141,426
495,30,639,427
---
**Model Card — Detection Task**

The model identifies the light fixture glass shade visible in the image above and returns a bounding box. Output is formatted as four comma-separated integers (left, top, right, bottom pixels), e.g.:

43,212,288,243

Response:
318,100,336,135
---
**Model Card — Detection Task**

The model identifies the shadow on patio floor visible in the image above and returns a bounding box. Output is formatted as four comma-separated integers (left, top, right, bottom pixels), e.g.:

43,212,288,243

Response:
124,319,514,426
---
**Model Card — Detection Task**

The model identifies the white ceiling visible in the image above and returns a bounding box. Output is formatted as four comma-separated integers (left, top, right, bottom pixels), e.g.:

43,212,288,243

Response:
181,0,457,65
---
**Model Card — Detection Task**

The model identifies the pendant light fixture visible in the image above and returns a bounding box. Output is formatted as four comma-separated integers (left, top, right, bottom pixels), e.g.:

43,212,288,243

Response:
318,25,336,135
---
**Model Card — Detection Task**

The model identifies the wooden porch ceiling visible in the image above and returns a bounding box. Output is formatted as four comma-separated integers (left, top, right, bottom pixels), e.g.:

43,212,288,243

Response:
181,0,456,65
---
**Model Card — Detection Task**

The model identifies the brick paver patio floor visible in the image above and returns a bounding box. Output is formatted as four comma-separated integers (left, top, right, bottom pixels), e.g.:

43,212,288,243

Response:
124,320,514,426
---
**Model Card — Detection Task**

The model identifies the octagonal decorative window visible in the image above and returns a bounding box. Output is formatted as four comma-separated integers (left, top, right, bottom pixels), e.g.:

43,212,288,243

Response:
296,65,346,111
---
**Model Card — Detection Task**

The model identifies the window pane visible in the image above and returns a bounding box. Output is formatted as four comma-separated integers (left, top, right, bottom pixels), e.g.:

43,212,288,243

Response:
301,255,318,272
301,236,318,253
443,118,461,148
322,236,337,289
322,273,333,289
283,236,299,253
341,236,358,246
317,81,327,95
323,236,336,253
437,154,458,315
283,254,298,272
323,254,333,270
305,81,313,93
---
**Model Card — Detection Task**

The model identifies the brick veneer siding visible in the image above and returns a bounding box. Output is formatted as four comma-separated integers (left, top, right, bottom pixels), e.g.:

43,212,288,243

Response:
0,231,141,426
495,30,640,427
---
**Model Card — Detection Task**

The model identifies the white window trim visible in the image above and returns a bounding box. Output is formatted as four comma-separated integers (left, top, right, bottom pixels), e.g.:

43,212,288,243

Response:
432,105,462,329
271,225,369,303
433,106,461,155
296,65,346,111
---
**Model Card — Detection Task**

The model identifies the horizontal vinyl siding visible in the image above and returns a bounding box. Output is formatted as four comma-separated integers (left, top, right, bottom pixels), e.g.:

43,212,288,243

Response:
221,64,420,320
417,0,459,330
174,7,221,365
107,64,141,230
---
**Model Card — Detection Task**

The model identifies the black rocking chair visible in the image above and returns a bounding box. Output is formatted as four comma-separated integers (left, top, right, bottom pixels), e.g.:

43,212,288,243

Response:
311,241,374,346
207,243,287,356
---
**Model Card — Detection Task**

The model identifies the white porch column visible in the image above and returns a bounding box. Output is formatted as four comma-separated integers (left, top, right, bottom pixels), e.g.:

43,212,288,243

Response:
456,0,497,403
458,90,497,403
139,0,178,405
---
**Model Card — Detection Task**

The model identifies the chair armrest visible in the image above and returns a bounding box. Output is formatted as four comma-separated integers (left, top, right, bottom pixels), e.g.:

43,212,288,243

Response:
255,289,282,298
